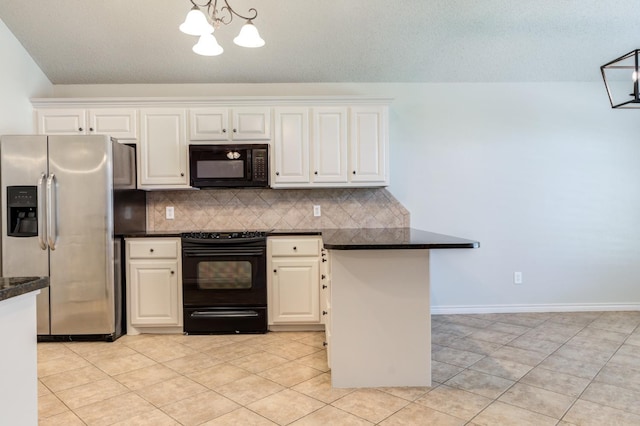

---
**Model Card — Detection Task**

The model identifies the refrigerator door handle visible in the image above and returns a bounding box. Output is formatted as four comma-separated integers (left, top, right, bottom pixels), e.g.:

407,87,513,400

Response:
37,173,48,250
46,173,58,251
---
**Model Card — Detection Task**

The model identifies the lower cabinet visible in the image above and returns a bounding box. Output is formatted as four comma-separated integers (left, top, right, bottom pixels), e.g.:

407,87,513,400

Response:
267,236,322,328
125,238,183,335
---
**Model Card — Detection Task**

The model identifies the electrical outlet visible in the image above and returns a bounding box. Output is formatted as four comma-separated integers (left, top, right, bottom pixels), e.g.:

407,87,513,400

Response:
313,205,321,217
166,206,175,220
514,271,523,285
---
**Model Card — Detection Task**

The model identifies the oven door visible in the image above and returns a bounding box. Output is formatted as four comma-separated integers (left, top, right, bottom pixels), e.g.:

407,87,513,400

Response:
182,240,267,307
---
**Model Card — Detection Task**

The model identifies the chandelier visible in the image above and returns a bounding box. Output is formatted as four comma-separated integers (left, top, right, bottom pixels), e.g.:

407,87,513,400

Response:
601,49,640,109
179,0,265,56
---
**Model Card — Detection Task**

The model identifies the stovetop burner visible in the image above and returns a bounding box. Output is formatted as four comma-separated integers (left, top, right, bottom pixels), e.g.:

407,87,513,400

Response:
181,231,268,240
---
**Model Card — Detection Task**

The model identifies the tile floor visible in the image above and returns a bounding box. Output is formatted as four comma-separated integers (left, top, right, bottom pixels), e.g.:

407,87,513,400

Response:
37,311,640,425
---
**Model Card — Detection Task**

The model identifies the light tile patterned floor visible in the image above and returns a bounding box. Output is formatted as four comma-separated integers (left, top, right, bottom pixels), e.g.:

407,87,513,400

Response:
37,311,640,425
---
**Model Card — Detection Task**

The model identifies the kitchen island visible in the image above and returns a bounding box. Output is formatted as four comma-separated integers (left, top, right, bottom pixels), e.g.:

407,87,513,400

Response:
321,228,478,388
0,277,49,426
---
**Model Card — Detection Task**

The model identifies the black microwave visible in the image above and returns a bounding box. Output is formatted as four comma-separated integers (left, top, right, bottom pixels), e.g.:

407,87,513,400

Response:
189,144,269,188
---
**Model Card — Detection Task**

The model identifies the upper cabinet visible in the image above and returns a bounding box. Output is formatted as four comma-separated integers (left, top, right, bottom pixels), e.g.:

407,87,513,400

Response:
312,107,348,184
273,107,310,185
272,105,389,188
189,107,271,142
349,106,388,183
36,108,138,139
31,97,391,190
138,108,189,189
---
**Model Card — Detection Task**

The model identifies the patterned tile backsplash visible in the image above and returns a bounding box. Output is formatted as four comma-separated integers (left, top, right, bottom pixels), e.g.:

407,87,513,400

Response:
146,188,410,231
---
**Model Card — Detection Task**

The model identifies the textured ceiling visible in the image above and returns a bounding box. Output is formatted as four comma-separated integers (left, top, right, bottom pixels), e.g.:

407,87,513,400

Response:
1,0,639,84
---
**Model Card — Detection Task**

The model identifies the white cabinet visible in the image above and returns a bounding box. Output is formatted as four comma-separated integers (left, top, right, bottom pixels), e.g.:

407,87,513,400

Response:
36,108,138,139
139,108,189,188
312,107,348,184
273,107,310,185
271,105,389,188
349,106,388,183
189,107,271,141
268,236,322,325
125,238,183,335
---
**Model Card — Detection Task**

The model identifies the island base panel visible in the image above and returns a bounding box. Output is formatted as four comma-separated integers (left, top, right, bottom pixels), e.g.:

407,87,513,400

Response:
0,291,39,425
330,249,431,388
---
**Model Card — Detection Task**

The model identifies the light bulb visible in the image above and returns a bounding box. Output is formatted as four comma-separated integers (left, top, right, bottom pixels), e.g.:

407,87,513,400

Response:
633,70,638,82
179,6,214,36
192,33,224,56
233,20,265,48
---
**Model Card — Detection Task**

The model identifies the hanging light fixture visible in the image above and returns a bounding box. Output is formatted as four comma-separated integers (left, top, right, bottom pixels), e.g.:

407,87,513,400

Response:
601,49,640,109
179,0,264,57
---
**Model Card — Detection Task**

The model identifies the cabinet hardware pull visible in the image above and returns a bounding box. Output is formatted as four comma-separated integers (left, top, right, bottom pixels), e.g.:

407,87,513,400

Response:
233,128,237,133
89,127,94,132
273,269,277,273
222,128,227,133
321,274,326,279
79,127,83,131
322,258,327,262
180,172,185,177
323,342,328,347
314,171,318,175
150,248,154,252
293,246,297,250
171,271,175,275
353,171,356,174
276,171,280,176
322,285,327,289
322,311,328,315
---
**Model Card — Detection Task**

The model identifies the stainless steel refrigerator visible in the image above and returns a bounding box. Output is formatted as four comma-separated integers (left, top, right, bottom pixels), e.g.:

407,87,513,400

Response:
1,135,146,341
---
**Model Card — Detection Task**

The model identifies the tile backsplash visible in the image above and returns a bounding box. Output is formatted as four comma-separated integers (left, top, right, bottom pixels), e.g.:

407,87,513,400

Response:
147,188,410,231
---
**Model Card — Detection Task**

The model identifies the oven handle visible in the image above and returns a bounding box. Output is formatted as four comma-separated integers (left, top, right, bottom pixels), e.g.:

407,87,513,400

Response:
183,249,265,257
191,310,260,318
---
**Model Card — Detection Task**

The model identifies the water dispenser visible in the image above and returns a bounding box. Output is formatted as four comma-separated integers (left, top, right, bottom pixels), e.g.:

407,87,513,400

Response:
7,186,38,237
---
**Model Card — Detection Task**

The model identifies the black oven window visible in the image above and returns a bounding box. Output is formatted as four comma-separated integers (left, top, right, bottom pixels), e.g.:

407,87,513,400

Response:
197,160,244,178
197,260,252,289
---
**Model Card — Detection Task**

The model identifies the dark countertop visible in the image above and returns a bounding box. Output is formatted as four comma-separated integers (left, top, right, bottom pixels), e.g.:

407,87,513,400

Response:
122,230,322,238
121,231,182,238
121,228,479,250
0,277,49,303
321,228,480,250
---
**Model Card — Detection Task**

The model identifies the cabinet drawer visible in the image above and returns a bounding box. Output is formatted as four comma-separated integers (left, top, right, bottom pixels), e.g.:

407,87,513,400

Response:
127,239,179,259
270,238,320,257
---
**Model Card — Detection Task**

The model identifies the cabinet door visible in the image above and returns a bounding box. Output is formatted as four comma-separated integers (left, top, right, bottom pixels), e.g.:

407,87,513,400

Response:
189,108,230,141
88,108,138,139
36,109,86,135
128,260,181,326
312,107,348,183
271,257,320,323
349,106,388,184
231,107,271,140
273,108,310,185
139,108,189,187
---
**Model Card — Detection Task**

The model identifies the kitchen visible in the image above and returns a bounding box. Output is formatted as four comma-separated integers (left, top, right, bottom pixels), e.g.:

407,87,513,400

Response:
1,1,640,425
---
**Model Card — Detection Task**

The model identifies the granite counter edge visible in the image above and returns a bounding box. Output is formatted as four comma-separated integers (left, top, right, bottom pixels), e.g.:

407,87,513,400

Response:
0,277,49,303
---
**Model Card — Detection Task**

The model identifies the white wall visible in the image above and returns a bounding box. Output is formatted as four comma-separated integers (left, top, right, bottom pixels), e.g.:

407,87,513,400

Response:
0,18,51,277
0,18,52,133
387,83,640,312
51,82,640,312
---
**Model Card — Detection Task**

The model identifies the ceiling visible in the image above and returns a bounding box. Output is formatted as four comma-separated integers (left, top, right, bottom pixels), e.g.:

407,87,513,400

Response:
1,0,639,85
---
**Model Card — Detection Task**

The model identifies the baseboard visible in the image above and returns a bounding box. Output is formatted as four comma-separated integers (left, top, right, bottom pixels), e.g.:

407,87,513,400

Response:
431,303,640,315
